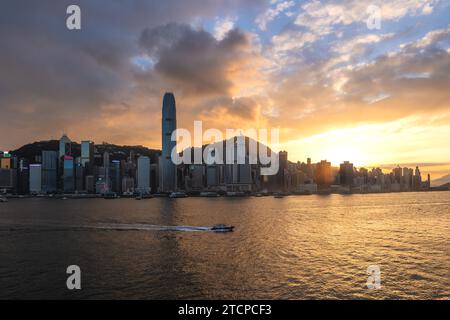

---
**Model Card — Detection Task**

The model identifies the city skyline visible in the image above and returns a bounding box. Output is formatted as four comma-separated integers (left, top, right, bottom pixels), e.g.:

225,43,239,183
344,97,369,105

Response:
1,1,450,179
1,126,448,184
0,91,443,196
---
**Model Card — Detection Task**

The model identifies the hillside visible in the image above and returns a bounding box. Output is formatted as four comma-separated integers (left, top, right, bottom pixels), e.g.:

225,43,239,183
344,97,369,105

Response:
431,174,450,187
11,140,161,164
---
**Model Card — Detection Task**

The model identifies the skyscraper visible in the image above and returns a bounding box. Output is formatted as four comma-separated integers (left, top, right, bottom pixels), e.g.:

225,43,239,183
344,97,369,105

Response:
277,151,288,190
161,92,177,192
137,156,151,194
315,160,332,190
42,150,58,193
103,151,110,193
339,161,354,186
59,134,71,158
63,156,75,193
29,164,42,194
81,140,94,168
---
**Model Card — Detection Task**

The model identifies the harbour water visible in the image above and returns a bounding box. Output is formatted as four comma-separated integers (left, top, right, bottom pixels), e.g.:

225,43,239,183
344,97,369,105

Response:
1,192,449,299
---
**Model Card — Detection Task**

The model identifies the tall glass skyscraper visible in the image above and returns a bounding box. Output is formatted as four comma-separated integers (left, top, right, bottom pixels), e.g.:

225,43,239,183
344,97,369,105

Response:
59,134,71,158
42,150,58,193
63,156,75,193
161,92,177,192
81,140,94,168
137,156,151,194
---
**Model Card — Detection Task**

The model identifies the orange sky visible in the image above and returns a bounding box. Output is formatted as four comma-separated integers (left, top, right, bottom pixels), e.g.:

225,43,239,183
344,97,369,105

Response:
1,1,449,181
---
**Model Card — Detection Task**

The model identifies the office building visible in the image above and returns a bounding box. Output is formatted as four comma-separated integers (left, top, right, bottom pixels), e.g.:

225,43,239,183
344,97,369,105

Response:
59,134,72,158
111,160,121,193
315,160,332,190
161,92,177,192
29,164,42,194
339,161,354,186
1,157,11,169
137,156,151,194
81,140,94,168
42,150,58,193
63,156,75,193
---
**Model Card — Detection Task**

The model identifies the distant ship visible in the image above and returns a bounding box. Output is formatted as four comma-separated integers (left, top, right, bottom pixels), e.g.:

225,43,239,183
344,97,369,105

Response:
0,197,8,203
169,192,188,198
274,192,285,198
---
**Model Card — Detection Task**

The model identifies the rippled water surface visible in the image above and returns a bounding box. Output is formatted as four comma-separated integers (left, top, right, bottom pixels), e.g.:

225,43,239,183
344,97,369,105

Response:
1,192,450,299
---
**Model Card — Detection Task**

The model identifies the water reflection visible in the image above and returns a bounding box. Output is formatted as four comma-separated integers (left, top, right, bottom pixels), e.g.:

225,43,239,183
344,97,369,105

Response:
0,192,449,299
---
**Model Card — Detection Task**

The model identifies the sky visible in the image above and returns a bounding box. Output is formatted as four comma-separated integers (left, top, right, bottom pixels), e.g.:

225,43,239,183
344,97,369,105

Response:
1,0,450,179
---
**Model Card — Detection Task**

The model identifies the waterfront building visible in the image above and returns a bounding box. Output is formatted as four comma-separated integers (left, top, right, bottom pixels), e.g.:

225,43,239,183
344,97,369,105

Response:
137,156,151,194
122,176,135,194
277,151,288,190
81,140,94,169
103,152,110,193
191,164,205,190
17,159,30,194
413,166,422,191
0,169,16,193
75,163,84,192
161,92,177,192
85,175,95,193
393,166,402,184
59,134,71,158
339,161,354,186
29,164,42,194
315,160,332,190
206,165,219,188
111,160,121,194
41,150,58,193
63,156,75,193
150,163,159,193
0,157,11,169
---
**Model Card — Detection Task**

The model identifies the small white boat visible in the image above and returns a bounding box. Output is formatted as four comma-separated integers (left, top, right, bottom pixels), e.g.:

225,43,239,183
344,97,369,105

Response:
211,224,235,232
0,197,8,203
169,192,188,198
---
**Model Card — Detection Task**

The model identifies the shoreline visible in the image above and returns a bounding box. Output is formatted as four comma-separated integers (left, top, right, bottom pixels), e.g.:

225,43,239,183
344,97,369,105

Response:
2,189,449,200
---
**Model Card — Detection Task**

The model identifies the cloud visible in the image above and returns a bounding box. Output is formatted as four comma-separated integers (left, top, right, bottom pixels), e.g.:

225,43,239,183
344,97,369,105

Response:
266,30,450,142
331,33,395,54
256,0,295,31
138,23,257,96
401,24,450,50
0,0,267,150
214,16,237,40
1,0,450,173
295,0,440,36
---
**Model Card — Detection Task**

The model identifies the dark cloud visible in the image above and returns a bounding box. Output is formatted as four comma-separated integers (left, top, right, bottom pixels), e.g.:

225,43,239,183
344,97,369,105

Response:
139,23,250,95
0,0,265,150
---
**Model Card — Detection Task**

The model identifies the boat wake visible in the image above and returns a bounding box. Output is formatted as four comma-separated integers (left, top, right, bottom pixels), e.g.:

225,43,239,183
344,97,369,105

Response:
86,223,212,232
0,222,226,233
